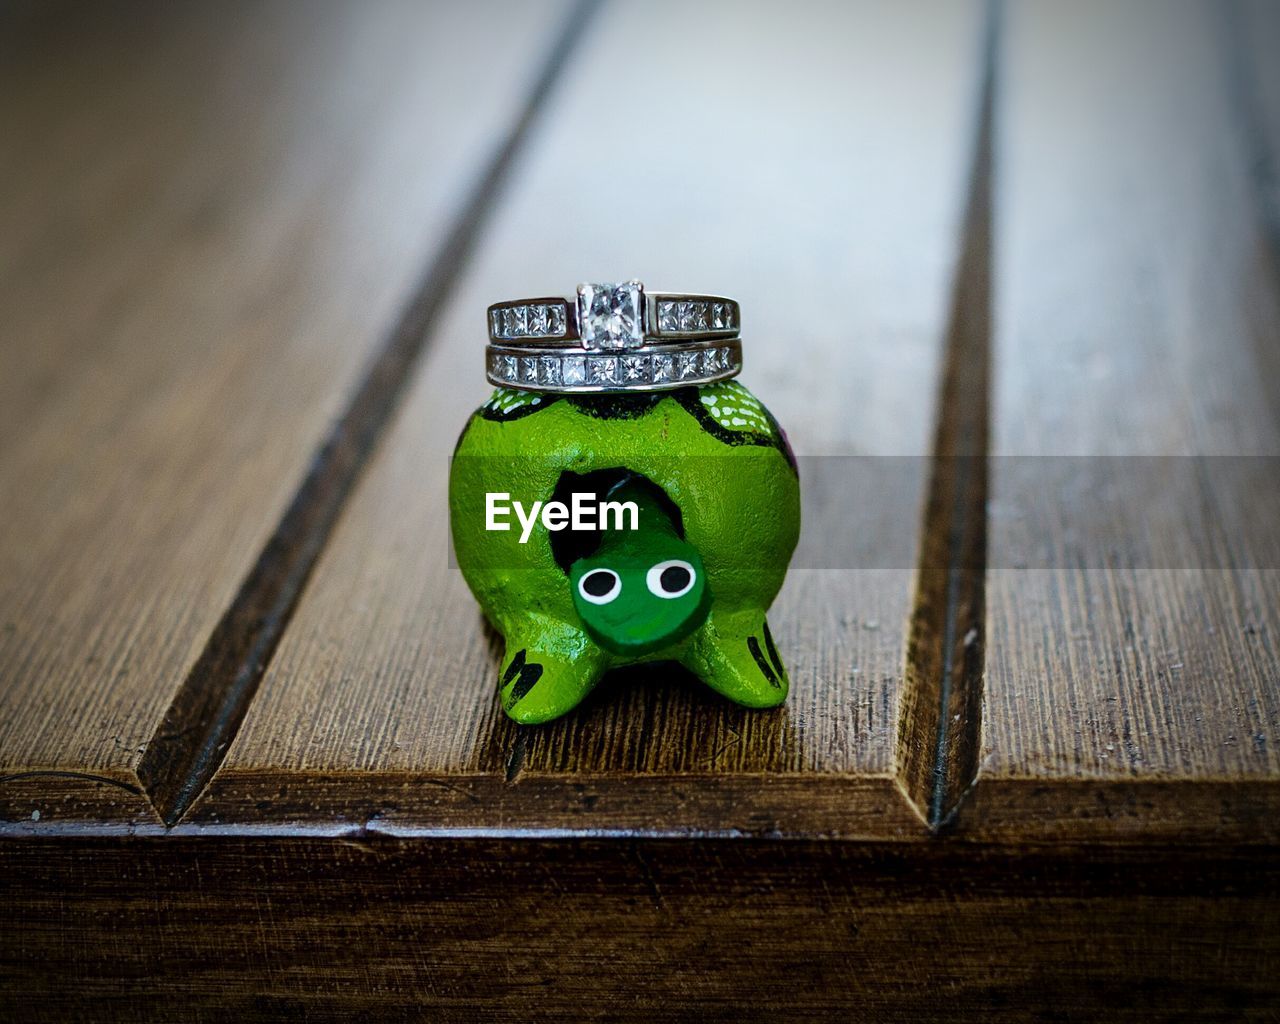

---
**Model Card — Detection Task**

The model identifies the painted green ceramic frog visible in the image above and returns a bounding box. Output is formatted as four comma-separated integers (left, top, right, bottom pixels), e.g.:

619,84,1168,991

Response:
449,381,800,723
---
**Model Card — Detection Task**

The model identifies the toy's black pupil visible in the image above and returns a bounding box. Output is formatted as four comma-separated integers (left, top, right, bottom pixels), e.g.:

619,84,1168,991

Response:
583,570,616,597
660,566,691,593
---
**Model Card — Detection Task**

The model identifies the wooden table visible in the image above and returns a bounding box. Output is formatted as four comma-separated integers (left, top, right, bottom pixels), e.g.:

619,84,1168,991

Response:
2,0,1278,1018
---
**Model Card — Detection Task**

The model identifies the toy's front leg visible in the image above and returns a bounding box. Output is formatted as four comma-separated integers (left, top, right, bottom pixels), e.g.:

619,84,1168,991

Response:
497,617,609,724
681,608,790,709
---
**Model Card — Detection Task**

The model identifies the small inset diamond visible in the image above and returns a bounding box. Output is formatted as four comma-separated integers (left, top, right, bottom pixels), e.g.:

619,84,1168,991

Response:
538,355,561,385
711,303,727,330
651,353,673,383
676,351,700,379
501,354,518,381
589,355,620,384
528,305,550,335
548,304,567,337
657,301,679,333
490,309,504,336
620,354,648,383
563,353,586,384
508,306,529,337
676,302,707,332
578,281,643,350
520,356,539,384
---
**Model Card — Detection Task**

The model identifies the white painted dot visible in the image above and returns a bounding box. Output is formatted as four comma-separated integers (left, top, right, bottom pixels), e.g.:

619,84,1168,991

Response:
731,417,746,426
31,810,39,821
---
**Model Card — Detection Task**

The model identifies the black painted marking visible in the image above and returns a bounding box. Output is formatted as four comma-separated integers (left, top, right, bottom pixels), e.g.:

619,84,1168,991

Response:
747,635,780,688
506,659,545,707
567,393,664,419
762,620,785,681
501,648,527,688
761,404,799,474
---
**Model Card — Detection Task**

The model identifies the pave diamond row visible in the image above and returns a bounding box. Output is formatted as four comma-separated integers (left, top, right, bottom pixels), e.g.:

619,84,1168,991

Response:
655,299,737,334
489,302,569,341
487,345,738,389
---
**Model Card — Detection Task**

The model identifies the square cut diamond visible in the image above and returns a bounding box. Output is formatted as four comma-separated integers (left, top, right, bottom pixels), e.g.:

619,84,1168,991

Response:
679,302,709,331
578,281,644,350
657,301,679,333
620,354,649,383
589,355,620,384
520,357,539,384
562,355,586,385
508,306,529,337
651,353,674,383
676,351,700,379
501,354,518,381
711,303,727,330
490,309,504,336
528,305,550,335
538,355,561,385
548,304,567,337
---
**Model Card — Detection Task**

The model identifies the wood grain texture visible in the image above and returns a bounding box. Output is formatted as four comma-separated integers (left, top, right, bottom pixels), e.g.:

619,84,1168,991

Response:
0,0,569,823
192,0,987,835
3,836,1278,1021
968,0,1280,841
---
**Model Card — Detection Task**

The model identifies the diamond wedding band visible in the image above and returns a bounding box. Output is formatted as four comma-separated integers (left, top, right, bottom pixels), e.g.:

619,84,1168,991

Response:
486,280,742,393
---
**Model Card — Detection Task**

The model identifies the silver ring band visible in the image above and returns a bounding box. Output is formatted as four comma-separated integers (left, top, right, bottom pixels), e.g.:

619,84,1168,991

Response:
487,339,742,394
487,280,739,349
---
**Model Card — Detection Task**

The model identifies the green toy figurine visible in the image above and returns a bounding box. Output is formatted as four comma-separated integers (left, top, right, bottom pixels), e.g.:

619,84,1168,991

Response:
449,281,800,723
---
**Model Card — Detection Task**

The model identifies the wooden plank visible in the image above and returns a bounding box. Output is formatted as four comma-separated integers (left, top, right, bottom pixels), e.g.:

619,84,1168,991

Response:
0,0,571,823
967,0,1280,841
3,836,1278,1020
194,0,987,834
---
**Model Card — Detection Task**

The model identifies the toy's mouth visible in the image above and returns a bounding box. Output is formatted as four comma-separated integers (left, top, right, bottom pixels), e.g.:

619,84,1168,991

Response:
582,587,711,658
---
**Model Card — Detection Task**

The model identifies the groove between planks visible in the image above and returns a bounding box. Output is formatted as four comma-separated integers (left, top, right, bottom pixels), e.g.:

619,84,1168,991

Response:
136,0,604,827
895,0,996,830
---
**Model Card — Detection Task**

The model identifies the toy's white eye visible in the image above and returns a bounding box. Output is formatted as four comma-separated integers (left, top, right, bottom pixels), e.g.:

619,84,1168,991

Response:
646,559,696,599
578,568,621,605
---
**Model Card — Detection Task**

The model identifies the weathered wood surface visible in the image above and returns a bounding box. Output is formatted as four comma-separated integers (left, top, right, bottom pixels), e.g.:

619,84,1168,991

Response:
193,0,986,835
5,836,1278,1022
0,0,569,822
965,0,1280,843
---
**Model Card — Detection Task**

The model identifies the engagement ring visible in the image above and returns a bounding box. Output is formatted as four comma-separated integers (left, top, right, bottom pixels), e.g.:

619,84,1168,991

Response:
486,280,742,393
